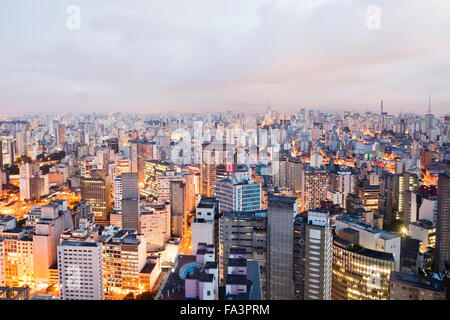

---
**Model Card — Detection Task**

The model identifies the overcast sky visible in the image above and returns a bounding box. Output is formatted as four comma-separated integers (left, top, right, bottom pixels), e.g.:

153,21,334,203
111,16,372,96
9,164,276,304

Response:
1,0,450,115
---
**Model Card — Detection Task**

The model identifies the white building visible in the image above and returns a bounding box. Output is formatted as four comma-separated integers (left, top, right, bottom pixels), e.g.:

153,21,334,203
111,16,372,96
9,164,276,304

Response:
140,203,171,252
57,241,104,300
191,197,219,254
33,203,74,286
305,211,332,300
113,176,122,210
335,215,401,271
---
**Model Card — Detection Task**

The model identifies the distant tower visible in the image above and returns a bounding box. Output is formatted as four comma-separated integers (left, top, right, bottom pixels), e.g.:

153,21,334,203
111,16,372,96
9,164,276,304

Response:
428,96,431,114
380,100,384,115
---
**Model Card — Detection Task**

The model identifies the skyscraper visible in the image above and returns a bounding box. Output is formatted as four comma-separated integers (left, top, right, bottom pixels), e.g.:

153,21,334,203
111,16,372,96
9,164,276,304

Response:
81,170,111,225
267,195,297,300
219,209,267,298
120,173,140,231
57,241,104,300
435,172,450,273
214,171,262,213
304,211,332,300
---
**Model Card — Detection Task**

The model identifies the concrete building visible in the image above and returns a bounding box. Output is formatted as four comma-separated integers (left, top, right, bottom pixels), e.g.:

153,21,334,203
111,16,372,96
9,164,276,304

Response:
140,203,171,252
267,195,297,300
304,211,332,300
335,215,401,271
81,170,111,225
219,209,267,298
214,172,262,214
435,172,450,273
332,235,395,300
191,197,219,254
57,241,104,300
389,271,445,300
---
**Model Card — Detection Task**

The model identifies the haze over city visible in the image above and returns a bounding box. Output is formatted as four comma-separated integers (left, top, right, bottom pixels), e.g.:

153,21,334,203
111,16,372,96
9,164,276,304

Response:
1,0,450,115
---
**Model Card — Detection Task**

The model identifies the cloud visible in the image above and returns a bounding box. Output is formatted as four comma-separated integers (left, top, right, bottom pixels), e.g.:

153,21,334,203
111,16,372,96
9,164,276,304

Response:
0,0,449,114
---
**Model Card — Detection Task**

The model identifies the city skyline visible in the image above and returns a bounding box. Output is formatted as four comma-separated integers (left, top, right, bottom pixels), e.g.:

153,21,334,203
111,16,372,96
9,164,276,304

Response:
1,0,450,115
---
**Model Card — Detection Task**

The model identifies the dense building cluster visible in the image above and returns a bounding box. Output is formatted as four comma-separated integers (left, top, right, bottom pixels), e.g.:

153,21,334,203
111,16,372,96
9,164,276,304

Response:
0,107,449,300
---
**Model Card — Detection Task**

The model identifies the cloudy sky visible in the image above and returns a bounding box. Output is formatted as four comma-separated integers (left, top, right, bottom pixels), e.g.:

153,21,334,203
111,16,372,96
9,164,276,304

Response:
1,0,450,115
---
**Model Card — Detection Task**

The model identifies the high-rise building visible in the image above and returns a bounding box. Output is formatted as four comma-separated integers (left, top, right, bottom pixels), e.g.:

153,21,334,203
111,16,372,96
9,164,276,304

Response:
130,139,154,183
267,195,297,300
102,229,147,297
435,172,450,273
57,124,66,149
274,157,302,192
304,211,332,300
332,233,395,300
301,166,332,212
219,209,267,299
169,180,186,238
33,203,74,286
214,172,262,213
120,173,139,231
192,197,219,254
81,170,111,225
0,220,34,287
57,241,104,300
142,160,173,198
140,203,171,252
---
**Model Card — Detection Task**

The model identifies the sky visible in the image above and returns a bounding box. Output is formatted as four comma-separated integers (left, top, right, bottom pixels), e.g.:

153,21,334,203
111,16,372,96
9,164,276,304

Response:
1,0,450,115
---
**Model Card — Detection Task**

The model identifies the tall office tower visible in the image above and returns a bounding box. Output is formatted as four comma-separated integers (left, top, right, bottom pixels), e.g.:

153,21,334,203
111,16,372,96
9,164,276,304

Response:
219,209,267,299
358,184,380,212
142,160,173,198
102,230,146,297
57,124,66,149
107,138,119,154
19,162,40,201
267,195,298,300
57,241,104,300
130,139,154,183
293,215,306,300
335,215,401,271
274,157,302,192
113,176,122,210
115,157,130,176
214,172,262,213
200,142,224,197
33,204,74,286
140,203,171,252
333,171,356,209
379,170,396,225
0,135,15,166
435,172,450,273
77,200,93,228
395,172,418,223
301,166,332,212
157,171,184,202
0,140,3,168
96,148,110,174
379,171,418,225
120,173,140,231
0,218,34,287
192,197,219,254
15,131,26,156
169,180,186,237
81,170,111,226
303,211,332,300
332,231,395,300
0,238,4,286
